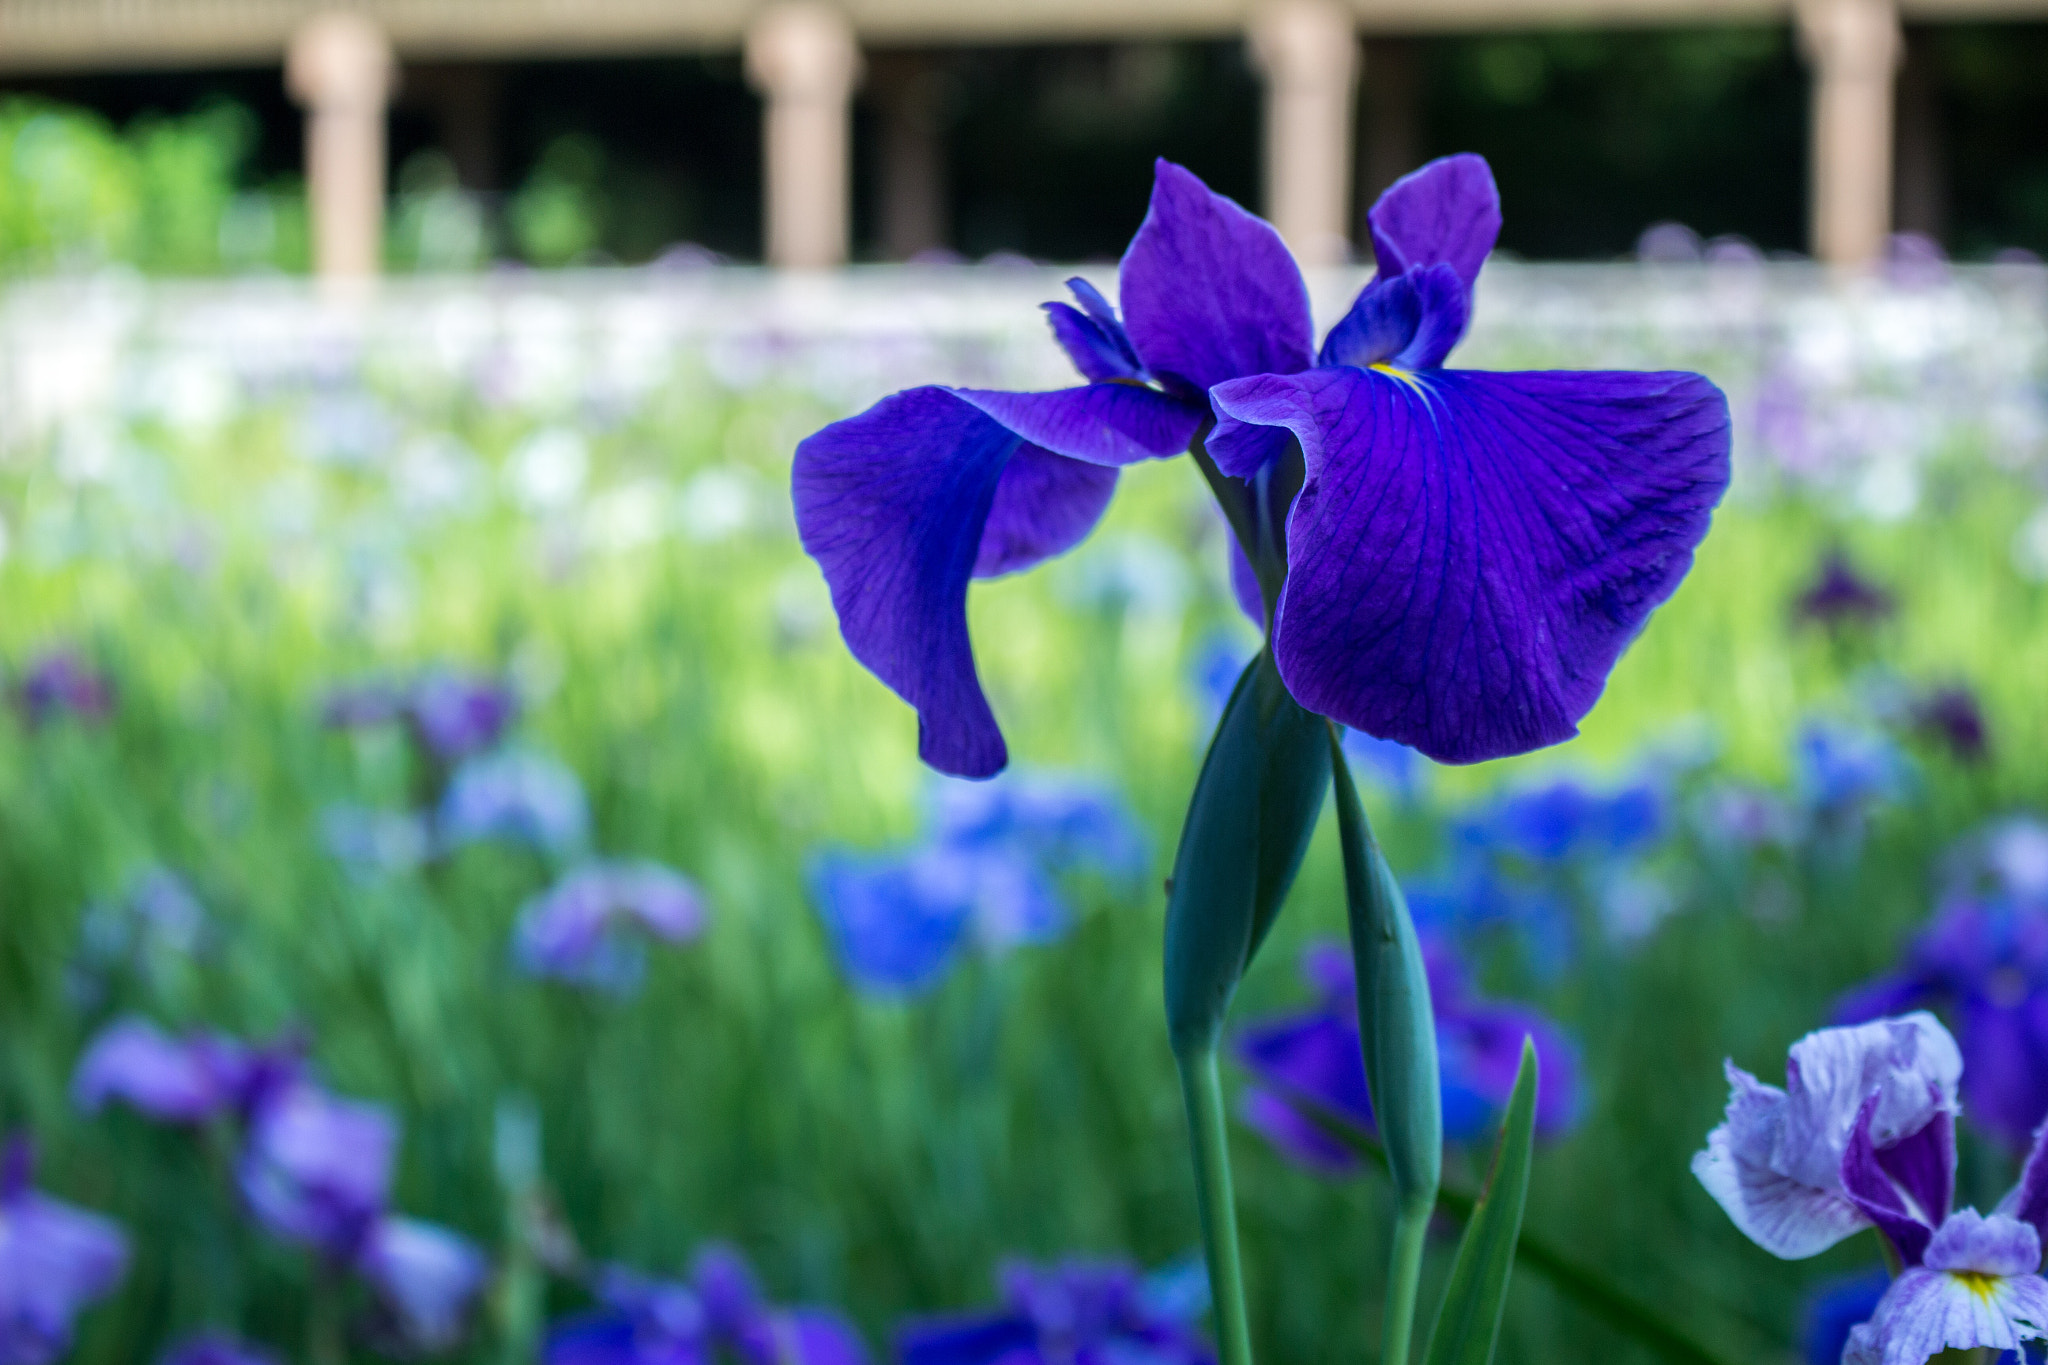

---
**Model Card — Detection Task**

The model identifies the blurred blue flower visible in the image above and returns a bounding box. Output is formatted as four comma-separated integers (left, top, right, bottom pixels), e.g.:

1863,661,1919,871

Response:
542,1243,867,1365
67,868,213,1008
439,749,590,857
71,1017,255,1124
513,860,708,993
1949,816,2048,908
0,1135,130,1365
14,648,113,728
354,1216,492,1355
897,1257,1213,1365
1693,781,1800,852
156,1334,282,1365
1793,549,1895,629
1801,1270,1889,1365
1402,858,1575,976
1462,777,1664,865
929,771,1147,883
1795,720,1911,819
808,849,978,996
237,1077,397,1261
408,670,520,763
1235,938,1581,1176
1837,896,2048,1153
320,804,432,881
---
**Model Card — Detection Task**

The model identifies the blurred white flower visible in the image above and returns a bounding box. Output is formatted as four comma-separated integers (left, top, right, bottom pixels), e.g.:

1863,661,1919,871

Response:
505,427,589,511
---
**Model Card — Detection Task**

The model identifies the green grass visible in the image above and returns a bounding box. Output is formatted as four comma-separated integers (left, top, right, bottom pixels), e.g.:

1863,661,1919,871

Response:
1,358,2041,1365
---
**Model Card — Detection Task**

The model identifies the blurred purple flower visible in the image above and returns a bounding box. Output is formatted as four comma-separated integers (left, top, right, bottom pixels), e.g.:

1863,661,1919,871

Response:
0,1135,130,1365
408,671,520,763
929,771,1147,883
71,1017,254,1124
1911,686,1989,765
1958,816,2048,907
1793,551,1895,629
897,1257,1212,1365
1463,777,1664,864
1693,782,1800,852
807,848,982,996
1795,721,1911,820
1883,231,1949,288
1801,1270,1890,1365
513,860,708,993
157,1333,284,1365
438,749,590,857
15,649,114,728
1235,937,1581,1175
238,1079,396,1261
355,1216,492,1355
542,1243,867,1365
1837,897,2048,1152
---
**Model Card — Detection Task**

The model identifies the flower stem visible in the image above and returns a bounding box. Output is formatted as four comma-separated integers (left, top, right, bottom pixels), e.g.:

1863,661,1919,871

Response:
1178,1047,1255,1365
1382,1199,1432,1365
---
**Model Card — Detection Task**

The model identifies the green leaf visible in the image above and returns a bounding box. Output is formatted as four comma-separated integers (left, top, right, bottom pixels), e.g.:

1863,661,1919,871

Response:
1423,1039,1540,1365
1328,732,1441,1210
1163,648,1330,1057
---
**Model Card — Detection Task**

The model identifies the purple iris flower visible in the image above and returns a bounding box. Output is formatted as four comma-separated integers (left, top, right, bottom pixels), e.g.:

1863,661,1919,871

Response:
71,1017,255,1124
158,1334,283,1365
1692,1012,1962,1259
438,749,591,857
0,1136,130,1365
793,154,1729,778
408,670,520,763
238,1078,397,1261
1909,686,1990,765
1235,938,1580,1174
14,649,114,727
1794,550,1896,629
541,1243,867,1365
1801,1270,1892,1365
513,860,709,993
1828,1076,2048,1365
897,1257,1213,1365
1836,898,2048,1153
354,1216,492,1355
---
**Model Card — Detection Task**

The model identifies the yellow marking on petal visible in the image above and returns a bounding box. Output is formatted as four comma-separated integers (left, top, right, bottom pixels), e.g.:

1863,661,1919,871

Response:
1953,1271,2002,1302
1369,362,1429,394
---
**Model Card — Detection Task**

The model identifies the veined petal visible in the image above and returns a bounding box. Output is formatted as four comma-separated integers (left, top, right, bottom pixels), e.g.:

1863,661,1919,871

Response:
795,387,1119,778
1318,264,1471,371
1210,366,1730,764
1693,1069,1871,1259
957,384,1200,468
1844,1257,2048,1365
1842,1093,1937,1266
1366,153,1502,291
1119,159,1313,398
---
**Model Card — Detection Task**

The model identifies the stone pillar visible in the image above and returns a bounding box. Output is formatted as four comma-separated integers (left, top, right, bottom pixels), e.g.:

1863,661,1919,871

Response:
1797,0,1901,268
286,9,395,282
745,2,861,269
869,50,948,261
1249,0,1358,266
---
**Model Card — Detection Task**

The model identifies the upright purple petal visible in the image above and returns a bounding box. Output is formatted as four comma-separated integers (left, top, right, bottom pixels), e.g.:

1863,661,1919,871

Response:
974,445,1119,579
1118,160,1312,398
1840,1094,1937,1266
1209,366,1730,763
1874,1102,1957,1230
1365,154,1503,290
957,386,1200,469
1318,265,1470,372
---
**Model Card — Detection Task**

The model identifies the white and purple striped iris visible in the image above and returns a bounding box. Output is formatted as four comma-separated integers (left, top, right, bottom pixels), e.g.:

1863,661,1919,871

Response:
792,154,1729,778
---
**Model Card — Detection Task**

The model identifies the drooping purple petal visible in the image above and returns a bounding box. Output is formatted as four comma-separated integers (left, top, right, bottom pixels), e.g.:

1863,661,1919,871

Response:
1365,153,1502,291
0,1143,130,1365
957,385,1200,469
1691,1062,1871,1259
1118,160,1312,399
1209,365,1729,763
1778,1014,1963,1190
1840,1094,1936,1266
794,388,1026,778
71,1018,246,1124
355,1216,491,1354
974,445,1119,580
1317,265,1470,372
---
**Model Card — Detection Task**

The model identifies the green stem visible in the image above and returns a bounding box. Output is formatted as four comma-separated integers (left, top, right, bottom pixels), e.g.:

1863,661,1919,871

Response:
1382,1201,1431,1365
1178,1047,1254,1365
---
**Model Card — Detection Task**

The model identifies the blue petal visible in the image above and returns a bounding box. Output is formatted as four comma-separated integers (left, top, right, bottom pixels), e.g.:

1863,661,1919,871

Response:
1317,265,1471,372
957,384,1200,468
897,1314,1037,1365
1119,159,1313,398
1209,365,1730,764
1366,153,1502,290
1045,303,1140,383
796,387,1126,777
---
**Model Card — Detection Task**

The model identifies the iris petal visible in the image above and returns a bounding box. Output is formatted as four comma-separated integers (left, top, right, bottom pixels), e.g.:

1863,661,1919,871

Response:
957,384,1200,467
1209,365,1730,763
794,388,1017,777
976,444,1118,579
1119,159,1313,398
1319,264,1472,373
1367,153,1503,291
1044,302,1139,383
